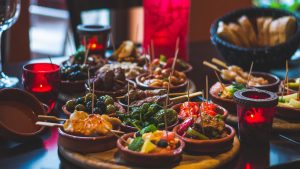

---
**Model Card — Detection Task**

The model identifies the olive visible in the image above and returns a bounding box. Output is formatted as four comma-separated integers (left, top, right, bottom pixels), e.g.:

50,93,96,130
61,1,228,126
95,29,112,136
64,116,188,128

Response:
75,104,85,111
71,64,81,71
104,95,114,105
75,97,85,104
157,139,168,148
66,100,76,111
106,104,116,114
98,95,106,102
135,131,141,137
93,107,102,114
85,101,92,112
85,93,96,103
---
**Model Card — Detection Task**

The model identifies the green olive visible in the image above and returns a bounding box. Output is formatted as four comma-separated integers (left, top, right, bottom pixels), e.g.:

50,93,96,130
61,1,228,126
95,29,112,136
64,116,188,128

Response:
66,100,76,111
104,95,114,105
85,93,97,103
75,104,85,111
106,104,116,114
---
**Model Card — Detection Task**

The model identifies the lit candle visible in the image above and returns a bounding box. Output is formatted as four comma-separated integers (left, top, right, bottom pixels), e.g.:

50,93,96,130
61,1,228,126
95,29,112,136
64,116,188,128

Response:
244,108,266,124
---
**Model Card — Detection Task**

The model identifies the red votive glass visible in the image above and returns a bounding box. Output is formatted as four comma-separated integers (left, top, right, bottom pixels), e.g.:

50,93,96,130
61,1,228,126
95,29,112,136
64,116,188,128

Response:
77,25,110,57
234,89,278,144
143,0,190,61
22,63,60,113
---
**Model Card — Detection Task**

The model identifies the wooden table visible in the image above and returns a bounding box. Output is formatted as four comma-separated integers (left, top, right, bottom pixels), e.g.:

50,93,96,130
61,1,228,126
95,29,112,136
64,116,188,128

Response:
1,41,300,169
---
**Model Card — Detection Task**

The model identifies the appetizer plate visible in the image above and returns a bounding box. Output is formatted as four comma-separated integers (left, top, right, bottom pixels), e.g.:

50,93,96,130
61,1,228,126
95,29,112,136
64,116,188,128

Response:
58,128,118,153
136,74,188,93
173,124,235,154
0,88,46,141
58,136,240,169
117,132,185,167
171,101,228,121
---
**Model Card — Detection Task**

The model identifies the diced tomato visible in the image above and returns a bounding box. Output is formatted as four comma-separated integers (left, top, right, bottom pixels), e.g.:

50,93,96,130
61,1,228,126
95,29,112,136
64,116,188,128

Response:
162,131,175,141
200,102,218,117
178,102,199,119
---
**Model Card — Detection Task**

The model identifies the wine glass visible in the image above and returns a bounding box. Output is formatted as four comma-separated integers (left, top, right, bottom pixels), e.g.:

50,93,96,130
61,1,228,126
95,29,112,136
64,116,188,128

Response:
0,0,20,88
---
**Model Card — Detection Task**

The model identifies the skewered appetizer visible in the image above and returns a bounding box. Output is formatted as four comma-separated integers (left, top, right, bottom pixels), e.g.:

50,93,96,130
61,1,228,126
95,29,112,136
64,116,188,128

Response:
109,41,145,65
221,65,268,86
138,68,187,89
146,55,192,73
64,93,122,115
125,125,180,154
100,62,145,80
63,111,121,136
117,102,178,130
278,93,300,108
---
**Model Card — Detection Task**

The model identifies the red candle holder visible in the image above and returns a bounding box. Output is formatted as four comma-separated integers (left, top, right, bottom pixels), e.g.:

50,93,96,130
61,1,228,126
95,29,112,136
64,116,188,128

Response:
143,0,190,61
77,25,110,57
234,89,278,144
22,63,60,114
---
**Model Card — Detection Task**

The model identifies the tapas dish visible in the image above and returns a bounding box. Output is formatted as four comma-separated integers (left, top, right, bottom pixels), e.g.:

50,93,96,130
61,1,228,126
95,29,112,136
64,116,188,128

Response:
117,126,184,167
62,93,125,116
171,101,228,121
276,93,300,119
146,55,192,73
117,102,178,132
280,77,300,93
136,68,188,92
100,62,145,80
173,111,235,153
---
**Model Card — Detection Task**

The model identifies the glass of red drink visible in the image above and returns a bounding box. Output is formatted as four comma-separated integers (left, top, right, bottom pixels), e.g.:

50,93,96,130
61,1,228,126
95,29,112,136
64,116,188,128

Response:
22,63,60,113
143,0,190,61
234,89,278,145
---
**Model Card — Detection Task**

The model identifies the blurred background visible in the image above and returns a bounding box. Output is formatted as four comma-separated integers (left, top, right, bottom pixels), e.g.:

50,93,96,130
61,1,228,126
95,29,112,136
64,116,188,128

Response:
4,0,300,63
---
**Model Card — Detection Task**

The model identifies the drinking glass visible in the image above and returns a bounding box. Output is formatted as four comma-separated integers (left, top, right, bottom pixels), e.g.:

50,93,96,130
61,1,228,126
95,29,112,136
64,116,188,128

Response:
22,63,60,113
0,0,21,88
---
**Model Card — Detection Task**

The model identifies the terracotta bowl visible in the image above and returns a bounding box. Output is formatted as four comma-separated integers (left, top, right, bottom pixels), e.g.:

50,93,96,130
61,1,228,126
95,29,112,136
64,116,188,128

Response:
58,127,119,153
60,80,86,93
171,102,228,121
62,102,126,118
0,88,46,141
135,74,188,93
173,124,235,154
117,132,185,167
210,82,237,115
85,79,136,98
250,72,280,92
120,119,179,133
280,78,299,94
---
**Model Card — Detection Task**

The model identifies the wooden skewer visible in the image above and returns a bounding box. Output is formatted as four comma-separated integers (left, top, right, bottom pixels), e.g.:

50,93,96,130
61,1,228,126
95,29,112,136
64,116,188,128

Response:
116,92,188,99
92,81,95,114
187,81,190,103
198,102,205,135
246,61,254,87
211,58,228,69
83,36,90,65
127,82,130,113
151,39,155,59
88,69,91,93
170,91,202,101
214,70,226,91
203,61,221,73
206,75,209,102
38,115,65,122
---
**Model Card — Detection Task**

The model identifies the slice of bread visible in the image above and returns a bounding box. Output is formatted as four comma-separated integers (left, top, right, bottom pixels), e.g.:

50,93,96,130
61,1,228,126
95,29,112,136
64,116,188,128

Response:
276,16,296,43
257,17,265,46
217,21,242,46
262,17,272,46
238,15,257,47
269,18,281,46
228,23,251,47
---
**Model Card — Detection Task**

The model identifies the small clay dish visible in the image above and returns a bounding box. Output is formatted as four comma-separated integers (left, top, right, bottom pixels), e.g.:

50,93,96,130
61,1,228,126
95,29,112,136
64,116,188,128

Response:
210,82,237,114
117,132,185,167
250,72,280,92
62,102,126,118
0,88,46,141
120,119,179,133
171,101,228,121
280,78,299,93
85,79,136,98
135,74,188,93
60,79,86,93
58,127,119,153
173,124,235,154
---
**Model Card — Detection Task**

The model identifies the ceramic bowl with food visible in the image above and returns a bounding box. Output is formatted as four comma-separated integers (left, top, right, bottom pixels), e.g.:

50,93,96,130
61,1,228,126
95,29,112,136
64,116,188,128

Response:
117,132,185,167
173,124,235,154
211,7,300,70
276,92,300,120
171,101,228,121
280,78,299,93
251,72,280,92
0,88,46,141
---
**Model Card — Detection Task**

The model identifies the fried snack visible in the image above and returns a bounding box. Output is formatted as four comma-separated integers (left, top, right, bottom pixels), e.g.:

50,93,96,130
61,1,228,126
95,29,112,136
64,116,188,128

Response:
228,23,251,47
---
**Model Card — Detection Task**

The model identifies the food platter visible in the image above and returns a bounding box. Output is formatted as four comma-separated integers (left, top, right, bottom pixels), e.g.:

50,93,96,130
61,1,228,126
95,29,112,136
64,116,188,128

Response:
58,136,240,169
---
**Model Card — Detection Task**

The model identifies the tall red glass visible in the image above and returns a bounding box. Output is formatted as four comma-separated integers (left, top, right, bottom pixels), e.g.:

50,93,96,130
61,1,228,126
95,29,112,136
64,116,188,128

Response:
22,63,60,113
143,0,190,61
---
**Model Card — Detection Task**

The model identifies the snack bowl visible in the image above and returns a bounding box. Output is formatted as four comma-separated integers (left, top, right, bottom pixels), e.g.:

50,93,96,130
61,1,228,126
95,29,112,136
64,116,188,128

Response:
173,124,235,154
171,101,228,121
251,72,280,92
0,88,46,141
210,7,300,71
117,132,185,167
136,73,188,93
58,127,119,153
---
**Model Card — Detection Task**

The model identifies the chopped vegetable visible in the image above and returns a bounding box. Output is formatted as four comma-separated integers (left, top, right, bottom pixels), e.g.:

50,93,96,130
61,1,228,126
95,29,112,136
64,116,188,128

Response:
128,137,144,151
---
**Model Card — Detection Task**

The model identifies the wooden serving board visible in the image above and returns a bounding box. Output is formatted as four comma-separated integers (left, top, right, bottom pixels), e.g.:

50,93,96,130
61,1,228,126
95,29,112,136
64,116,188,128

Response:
59,136,240,169
227,114,300,132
